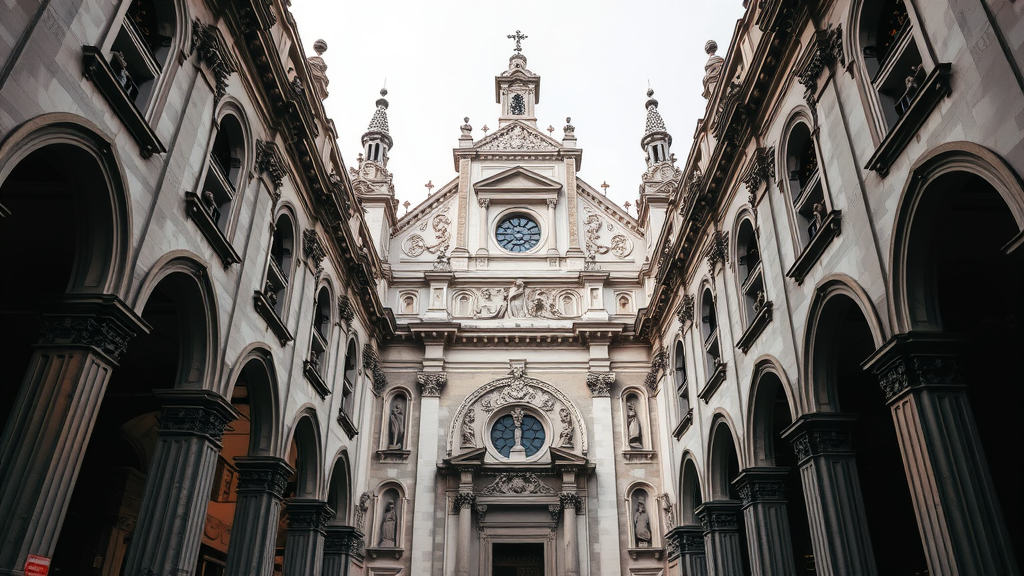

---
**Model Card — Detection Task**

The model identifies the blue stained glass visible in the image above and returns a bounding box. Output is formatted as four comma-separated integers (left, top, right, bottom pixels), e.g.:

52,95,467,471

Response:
490,414,546,458
496,215,541,252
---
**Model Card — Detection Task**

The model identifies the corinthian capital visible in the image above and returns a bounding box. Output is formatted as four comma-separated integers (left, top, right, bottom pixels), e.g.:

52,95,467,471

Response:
417,371,448,397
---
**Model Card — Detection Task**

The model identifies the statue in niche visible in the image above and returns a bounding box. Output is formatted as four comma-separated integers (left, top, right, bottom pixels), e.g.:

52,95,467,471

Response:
378,500,398,547
387,401,405,449
633,497,652,548
626,402,643,449
511,407,525,448
557,408,574,448
461,409,476,448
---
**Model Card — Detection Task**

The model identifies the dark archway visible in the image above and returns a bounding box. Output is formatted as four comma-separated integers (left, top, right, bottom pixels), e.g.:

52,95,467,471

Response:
707,420,751,576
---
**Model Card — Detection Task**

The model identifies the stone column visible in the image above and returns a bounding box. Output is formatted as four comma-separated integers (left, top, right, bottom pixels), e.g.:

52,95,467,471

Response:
122,389,239,576
667,525,708,576
453,492,475,576
224,457,294,576
323,525,363,576
586,371,621,576
282,499,333,576
477,198,490,249
781,414,877,576
560,493,583,576
733,467,796,576
0,296,146,575
696,501,745,576
546,198,558,253
410,371,446,573
864,334,1020,576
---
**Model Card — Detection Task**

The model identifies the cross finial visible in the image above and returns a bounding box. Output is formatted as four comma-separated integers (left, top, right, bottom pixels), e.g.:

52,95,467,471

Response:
507,30,528,54
425,180,434,195
600,181,610,196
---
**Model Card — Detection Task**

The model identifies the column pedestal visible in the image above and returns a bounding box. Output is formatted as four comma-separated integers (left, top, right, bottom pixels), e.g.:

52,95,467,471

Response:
122,389,239,576
224,457,294,576
696,500,745,576
781,414,876,576
865,334,1021,576
734,467,796,576
282,499,333,576
0,296,146,575
323,525,363,576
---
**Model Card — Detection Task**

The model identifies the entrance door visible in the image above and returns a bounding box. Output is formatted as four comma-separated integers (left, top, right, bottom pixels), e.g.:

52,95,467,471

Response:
492,542,544,576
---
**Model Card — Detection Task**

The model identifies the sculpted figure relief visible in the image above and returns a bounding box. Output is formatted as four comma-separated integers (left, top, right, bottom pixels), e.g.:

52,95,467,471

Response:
378,500,398,547
387,401,405,449
461,408,476,448
626,402,643,449
558,408,574,448
634,497,652,548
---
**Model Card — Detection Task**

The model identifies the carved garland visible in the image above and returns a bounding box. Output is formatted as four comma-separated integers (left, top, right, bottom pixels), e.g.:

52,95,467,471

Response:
480,473,557,495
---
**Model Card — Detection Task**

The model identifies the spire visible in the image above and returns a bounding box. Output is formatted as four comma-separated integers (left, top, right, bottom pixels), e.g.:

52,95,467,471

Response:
640,88,672,166
496,31,540,127
362,88,392,165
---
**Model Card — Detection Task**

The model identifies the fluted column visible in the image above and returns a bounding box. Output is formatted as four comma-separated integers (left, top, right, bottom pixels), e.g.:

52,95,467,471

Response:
282,499,333,576
696,501,744,576
453,493,475,576
123,390,239,576
865,334,1020,576
323,525,363,576
667,525,708,576
224,457,294,576
560,493,583,576
781,414,876,576
0,296,146,575
734,468,796,576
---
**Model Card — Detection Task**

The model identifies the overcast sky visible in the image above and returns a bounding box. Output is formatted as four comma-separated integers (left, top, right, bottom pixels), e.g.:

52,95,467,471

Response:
289,1,747,216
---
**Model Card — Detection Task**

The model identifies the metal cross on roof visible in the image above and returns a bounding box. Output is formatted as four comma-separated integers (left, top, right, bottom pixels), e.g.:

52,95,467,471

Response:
507,30,528,54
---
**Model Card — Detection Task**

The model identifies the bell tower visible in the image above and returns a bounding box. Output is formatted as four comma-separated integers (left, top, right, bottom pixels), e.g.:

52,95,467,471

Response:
496,30,540,127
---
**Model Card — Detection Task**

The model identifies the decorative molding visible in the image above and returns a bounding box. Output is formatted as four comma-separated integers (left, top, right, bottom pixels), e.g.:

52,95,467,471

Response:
559,492,584,513
696,503,740,531
337,294,354,325
158,405,233,442
363,344,387,395
286,499,334,531
354,492,371,531
452,492,476,512
789,428,853,462
416,371,447,397
480,473,556,495
303,229,327,267
586,372,615,397
676,295,694,327
736,481,786,506
644,346,668,395
797,26,845,117
402,207,452,258
478,124,558,151
741,146,776,193
191,19,236,105
583,207,634,259
324,526,364,556
38,314,136,363
255,139,286,192
706,230,729,276
234,458,294,497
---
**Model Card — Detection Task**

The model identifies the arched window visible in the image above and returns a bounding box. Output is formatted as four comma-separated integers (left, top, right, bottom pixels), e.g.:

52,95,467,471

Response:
109,0,176,110
263,214,294,318
674,341,690,423
786,123,829,249
342,341,358,417
859,0,924,129
736,219,765,324
200,114,245,233
305,286,331,389
700,289,721,376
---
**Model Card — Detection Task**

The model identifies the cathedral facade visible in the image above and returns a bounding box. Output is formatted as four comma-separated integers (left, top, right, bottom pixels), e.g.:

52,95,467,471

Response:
0,1,1022,576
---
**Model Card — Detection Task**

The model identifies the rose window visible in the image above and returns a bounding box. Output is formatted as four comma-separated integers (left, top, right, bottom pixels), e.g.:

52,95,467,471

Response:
495,215,541,253
491,413,545,458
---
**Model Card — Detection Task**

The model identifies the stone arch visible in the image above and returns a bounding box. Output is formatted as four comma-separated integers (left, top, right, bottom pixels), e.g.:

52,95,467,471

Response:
745,356,797,466
447,373,589,458
802,274,887,412
679,453,703,525
706,414,743,500
224,345,281,456
0,113,132,297
889,142,1024,333
326,450,352,524
131,252,220,390
285,408,324,499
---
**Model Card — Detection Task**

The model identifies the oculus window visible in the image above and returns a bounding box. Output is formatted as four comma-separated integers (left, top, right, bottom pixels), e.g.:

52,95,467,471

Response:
496,214,541,253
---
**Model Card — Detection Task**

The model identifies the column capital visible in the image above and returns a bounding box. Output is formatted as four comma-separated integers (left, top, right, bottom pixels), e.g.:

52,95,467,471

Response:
862,332,967,403
452,492,476,512
286,498,335,533
586,371,615,397
780,413,856,464
234,456,295,497
154,389,240,443
666,525,705,559
37,293,150,364
733,467,789,507
417,371,448,397
560,491,584,513
324,525,364,556
695,500,742,532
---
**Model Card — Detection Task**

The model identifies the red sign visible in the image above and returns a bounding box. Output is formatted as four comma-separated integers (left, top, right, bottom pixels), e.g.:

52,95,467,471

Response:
24,555,50,576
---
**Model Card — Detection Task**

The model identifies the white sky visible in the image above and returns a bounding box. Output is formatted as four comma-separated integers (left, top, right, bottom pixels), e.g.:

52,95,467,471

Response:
289,0,748,216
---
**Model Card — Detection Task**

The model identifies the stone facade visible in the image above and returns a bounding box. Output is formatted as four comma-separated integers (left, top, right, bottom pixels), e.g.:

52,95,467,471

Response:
1,1,1022,576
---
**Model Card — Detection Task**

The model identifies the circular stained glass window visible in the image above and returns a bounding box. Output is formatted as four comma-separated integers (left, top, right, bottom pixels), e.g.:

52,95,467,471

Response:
496,215,541,253
490,413,545,458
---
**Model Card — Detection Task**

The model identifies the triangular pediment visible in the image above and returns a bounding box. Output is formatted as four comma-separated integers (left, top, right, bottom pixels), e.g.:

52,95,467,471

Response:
474,166,562,193
445,446,487,467
475,121,560,152
549,446,588,467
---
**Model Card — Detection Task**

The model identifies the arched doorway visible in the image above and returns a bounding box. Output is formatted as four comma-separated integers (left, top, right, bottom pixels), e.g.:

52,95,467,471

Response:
275,414,327,576
700,420,751,576
51,270,211,575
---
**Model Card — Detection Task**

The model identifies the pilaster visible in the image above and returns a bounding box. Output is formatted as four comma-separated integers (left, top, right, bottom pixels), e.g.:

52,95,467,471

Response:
224,456,294,576
410,369,447,573
122,389,239,576
587,370,621,576
864,333,1020,576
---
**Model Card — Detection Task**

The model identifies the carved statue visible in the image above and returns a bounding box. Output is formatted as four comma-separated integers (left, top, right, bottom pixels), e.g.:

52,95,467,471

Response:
387,402,405,449
507,279,527,318
558,408,574,448
634,498,652,548
626,402,643,449
461,408,476,448
511,407,525,449
378,500,398,547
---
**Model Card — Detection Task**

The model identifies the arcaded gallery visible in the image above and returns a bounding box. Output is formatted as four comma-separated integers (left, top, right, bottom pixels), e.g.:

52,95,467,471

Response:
0,0,1022,575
